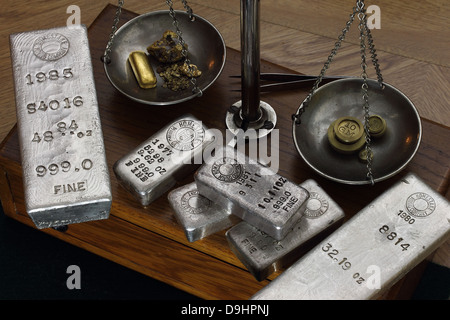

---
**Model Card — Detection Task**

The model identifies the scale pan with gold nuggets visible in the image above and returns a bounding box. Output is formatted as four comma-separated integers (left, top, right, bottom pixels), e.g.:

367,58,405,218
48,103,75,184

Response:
102,1,226,106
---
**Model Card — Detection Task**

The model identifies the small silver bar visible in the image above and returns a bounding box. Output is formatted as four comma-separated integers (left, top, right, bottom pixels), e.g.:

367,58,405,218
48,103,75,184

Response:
194,146,309,240
168,182,240,242
252,173,450,300
114,114,215,206
10,26,112,229
226,179,344,281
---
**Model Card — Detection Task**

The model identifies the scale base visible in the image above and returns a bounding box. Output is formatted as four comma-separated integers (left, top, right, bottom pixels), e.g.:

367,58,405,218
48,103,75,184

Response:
226,100,277,140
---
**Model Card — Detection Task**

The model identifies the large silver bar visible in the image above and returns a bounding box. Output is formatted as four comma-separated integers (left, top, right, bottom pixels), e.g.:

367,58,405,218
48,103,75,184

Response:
114,114,215,206
194,146,309,240
226,179,344,281
10,26,112,229
168,182,240,242
252,173,450,300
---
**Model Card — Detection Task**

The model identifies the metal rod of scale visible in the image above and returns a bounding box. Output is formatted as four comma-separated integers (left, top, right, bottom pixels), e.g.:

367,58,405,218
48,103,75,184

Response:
226,0,277,140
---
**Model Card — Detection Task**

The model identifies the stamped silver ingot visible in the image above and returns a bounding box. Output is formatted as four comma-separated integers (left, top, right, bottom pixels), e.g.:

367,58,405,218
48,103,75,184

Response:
226,179,344,281
168,182,240,242
9,26,112,229
114,114,215,206
194,146,309,241
252,173,450,300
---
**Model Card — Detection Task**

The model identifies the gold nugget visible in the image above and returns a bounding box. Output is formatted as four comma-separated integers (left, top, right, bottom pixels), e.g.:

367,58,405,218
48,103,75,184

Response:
157,62,202,92
128,51,157,89
180,62,202,78
147,30,186,64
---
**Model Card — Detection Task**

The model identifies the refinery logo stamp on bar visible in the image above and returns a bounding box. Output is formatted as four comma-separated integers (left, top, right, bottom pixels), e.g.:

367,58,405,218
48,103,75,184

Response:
33,33,70,61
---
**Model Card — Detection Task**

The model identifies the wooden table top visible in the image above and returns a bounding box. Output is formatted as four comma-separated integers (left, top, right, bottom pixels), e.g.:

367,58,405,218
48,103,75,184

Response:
1,0,448,276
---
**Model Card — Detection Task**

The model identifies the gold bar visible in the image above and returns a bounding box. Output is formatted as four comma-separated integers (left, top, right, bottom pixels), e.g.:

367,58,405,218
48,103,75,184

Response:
128,51,157,89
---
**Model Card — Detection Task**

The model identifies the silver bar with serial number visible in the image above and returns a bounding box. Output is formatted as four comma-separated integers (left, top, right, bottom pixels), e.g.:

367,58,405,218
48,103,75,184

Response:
252,173,450,300
194,146,309,240
226,179,344,281
114,114,215,206
168,182,240,242
10,26,112,229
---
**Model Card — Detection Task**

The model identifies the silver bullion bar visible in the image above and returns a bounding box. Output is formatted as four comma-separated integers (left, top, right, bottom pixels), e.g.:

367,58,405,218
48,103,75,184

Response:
226,179,344,281
252,173,450,300
9,26,112,229
113,114,215,206
194,145,310,241
168,182,240,242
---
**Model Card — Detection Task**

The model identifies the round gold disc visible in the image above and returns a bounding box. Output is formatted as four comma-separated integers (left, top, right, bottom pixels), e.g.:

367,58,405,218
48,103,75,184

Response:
328,120,366,154
333,117,364,144
358,148,374,163
368,115,387,138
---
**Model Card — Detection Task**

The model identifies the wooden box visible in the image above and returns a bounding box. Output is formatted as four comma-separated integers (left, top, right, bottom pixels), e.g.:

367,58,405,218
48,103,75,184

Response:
0,5,448,300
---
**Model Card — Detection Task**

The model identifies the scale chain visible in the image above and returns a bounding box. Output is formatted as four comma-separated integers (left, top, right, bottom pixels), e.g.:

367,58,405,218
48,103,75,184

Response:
180,0,195,21
363,10,384,88
166,0,203,96
292,4,358,124
292,0,384,185
357,1,375,185
101,0,125,64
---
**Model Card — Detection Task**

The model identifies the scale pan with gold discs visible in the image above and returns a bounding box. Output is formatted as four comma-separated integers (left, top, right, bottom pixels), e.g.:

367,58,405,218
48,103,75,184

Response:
293,78,421,185
292,0,421,185
103,3,226,105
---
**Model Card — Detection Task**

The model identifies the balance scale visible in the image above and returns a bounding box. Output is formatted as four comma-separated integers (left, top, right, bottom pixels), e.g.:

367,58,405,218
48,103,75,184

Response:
103,0,421,186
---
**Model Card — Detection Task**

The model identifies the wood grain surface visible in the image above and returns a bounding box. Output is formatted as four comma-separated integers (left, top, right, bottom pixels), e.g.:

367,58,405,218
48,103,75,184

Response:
0,4,449,299
0,1,449,298
1,0,449,144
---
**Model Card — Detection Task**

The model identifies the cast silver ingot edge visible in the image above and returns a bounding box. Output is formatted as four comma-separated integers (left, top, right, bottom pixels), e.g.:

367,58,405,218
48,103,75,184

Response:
226,179,345,281
251,173,450,300
114,114,215,206
194,146,309,241
168,182,240,242
10,25,112,229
